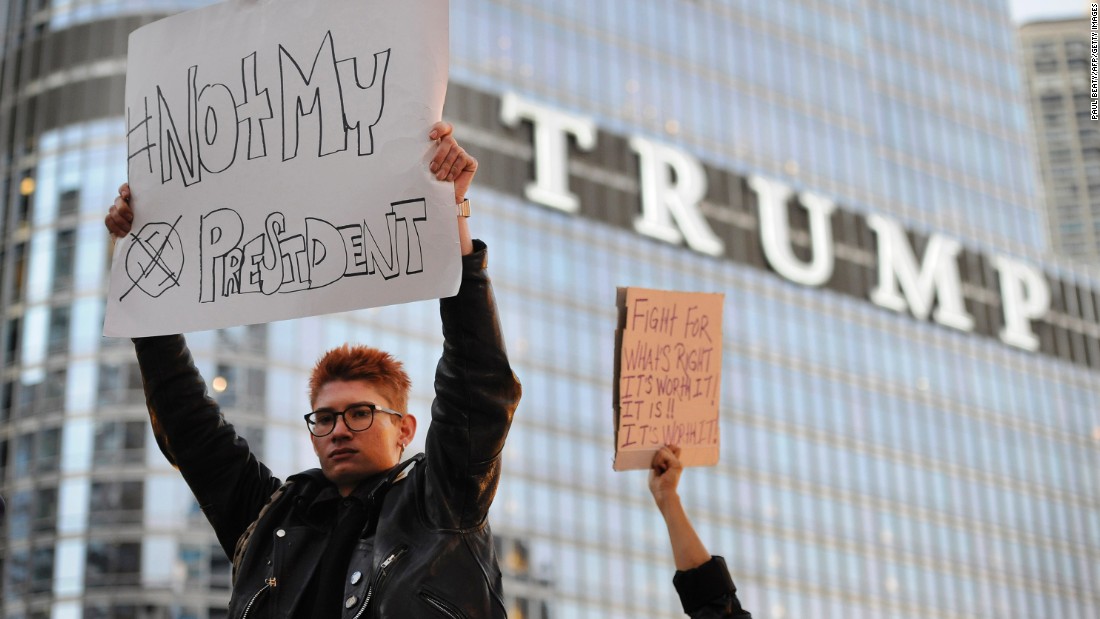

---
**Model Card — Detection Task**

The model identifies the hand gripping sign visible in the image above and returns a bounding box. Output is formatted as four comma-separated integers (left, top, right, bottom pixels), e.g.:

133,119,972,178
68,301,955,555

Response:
613,287,725,471
105,0,457,337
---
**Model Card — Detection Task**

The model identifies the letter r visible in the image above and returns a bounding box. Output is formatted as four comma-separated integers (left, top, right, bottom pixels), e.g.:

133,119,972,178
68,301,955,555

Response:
630,136,724,257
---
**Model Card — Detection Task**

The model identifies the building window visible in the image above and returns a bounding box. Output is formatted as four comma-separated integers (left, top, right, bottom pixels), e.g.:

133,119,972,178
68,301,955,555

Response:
52,229,76,292
210,551,230,590
83,604,140,619
10,243,27,302
5,549,28,600
36,427,60,474
58,189,79,217
16,170,34,231
216,324,268,354
97,362,144,406
0,380,12,423
178,545,203,583
1040,93,1064,113
9,428,57,477
3,318,19,368
30,547,53,594
1066,40,1089,59
8,490,32,538
40,368,66,415
92,421,145,465
247,367,266,400
17,381,41,417
497,535,555,617
47,304,71,354
85,541,141,588
8,427,62,477
88,480,144,526
238,424,265,455
32,486,58,533
1033,57,1058,73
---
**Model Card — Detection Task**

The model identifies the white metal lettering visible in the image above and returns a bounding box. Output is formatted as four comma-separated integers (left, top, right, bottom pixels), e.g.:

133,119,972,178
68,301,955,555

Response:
751,175,837,287
629,136,723,257
868,215,974,332
992,255,1050,351
500,92,596,213
497,91,1084,356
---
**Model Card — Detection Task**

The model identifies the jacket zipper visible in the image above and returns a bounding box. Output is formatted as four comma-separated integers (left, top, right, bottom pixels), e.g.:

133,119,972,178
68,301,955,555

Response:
239,579,274,619
418,589,468,619
353,545,409,619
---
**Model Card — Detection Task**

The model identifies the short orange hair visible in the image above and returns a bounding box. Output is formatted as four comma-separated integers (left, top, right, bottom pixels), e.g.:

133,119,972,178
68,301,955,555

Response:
309,344,411,413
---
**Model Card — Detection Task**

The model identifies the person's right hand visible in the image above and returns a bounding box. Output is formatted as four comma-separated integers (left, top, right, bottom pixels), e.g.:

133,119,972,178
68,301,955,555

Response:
428,121,477,204
648,444,684,510
104,183,134,238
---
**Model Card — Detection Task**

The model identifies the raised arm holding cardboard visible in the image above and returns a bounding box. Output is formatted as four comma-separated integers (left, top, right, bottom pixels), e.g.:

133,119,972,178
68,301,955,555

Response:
650,445,754,618
106,122,522,619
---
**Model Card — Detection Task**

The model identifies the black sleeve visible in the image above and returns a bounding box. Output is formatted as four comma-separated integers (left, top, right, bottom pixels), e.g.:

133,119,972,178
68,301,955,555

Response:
673,556,753,618
134,334,282,557
423,240,523,529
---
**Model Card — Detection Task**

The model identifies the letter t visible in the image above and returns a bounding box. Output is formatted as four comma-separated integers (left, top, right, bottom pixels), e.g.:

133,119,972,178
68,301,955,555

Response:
500,92,596,213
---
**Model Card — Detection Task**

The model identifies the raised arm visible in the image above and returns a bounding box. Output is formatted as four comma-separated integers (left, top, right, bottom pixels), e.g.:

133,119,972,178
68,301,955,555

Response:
134,334,282,557
650,446,712,570
421,123,522,529
650,446,753,619
106,185,282,557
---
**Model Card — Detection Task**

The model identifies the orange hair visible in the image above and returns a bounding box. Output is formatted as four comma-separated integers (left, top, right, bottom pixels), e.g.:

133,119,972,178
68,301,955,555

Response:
309,344,411,413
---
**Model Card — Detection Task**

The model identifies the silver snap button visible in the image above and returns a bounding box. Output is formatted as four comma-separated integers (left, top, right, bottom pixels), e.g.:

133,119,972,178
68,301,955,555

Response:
345,596,358,609
350,571,362,585
275,529,286,538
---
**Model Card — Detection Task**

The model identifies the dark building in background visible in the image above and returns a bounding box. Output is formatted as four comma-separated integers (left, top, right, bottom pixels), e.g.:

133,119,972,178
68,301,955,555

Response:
1,2,1098,618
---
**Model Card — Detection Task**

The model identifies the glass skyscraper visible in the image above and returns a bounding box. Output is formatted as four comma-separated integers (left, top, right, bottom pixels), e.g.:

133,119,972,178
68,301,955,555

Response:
2,2,1098,619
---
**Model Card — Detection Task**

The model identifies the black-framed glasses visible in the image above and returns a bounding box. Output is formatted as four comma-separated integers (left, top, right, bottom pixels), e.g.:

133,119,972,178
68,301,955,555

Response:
304,402,405,437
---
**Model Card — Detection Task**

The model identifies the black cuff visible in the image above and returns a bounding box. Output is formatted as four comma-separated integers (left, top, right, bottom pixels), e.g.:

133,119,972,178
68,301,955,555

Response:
463,239,488,271
672,556,736,615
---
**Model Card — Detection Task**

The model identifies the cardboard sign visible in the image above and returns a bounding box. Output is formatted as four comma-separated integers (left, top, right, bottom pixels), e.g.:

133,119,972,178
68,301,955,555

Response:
104,0,457,337
613,287,724,471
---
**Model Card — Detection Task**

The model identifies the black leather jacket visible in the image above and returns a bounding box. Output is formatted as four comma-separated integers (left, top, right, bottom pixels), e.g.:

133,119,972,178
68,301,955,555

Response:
134,242,522,618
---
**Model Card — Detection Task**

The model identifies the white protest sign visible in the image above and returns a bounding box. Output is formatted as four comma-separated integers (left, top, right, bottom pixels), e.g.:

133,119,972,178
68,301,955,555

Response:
104,0,457,337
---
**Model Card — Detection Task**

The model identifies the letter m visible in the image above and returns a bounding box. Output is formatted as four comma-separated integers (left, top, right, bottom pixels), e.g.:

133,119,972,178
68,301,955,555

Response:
279,31,347,161
868,215,974,332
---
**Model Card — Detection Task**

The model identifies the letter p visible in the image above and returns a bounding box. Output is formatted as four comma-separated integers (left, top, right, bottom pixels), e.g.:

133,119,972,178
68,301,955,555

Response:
992,255,1050,351
199,208,244,303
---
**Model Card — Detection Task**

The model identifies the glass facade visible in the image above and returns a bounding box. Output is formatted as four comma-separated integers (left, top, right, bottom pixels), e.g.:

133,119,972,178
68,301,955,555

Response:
1,1,1098,619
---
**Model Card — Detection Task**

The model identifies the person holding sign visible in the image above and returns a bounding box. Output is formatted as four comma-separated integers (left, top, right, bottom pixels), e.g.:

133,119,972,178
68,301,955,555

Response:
650,445,754,618
105,122,522,618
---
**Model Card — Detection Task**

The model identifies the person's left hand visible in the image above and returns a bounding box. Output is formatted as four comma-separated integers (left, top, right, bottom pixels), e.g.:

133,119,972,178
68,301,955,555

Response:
105,182,134,238
649,445,684,510
429,121,478,204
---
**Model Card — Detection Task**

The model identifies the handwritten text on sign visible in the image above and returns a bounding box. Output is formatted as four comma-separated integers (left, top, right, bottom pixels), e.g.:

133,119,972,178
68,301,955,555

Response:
104,0,455,337
613,288,724,471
